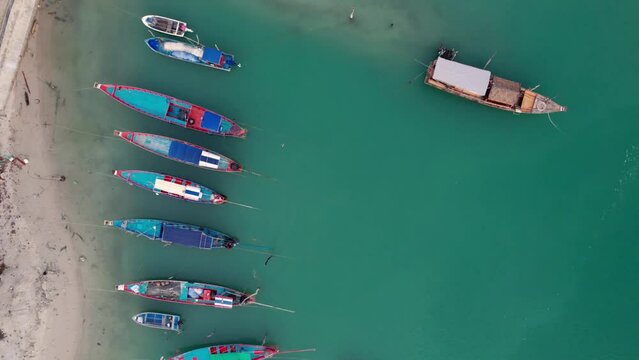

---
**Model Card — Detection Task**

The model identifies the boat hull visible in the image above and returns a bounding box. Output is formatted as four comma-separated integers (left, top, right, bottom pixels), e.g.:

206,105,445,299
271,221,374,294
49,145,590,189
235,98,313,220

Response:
105,218,237,250
116,280,254,309
145,37,239,71
94,83,246,137
114,131,241,172
161,344,278,360
112,170,226,204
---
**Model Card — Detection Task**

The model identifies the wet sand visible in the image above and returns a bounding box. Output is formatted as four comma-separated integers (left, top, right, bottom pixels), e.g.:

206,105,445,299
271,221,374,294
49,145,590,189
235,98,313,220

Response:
0,5,83,359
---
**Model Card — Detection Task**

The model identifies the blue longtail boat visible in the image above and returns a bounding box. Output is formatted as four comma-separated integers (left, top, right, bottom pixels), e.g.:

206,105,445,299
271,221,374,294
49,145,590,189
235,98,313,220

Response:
94,83,246,138
132,312,181,332
160,344,279,360
114,131,241,172
116,280,256,309
104,218,237,250
112,170,226,204
145,37,239,71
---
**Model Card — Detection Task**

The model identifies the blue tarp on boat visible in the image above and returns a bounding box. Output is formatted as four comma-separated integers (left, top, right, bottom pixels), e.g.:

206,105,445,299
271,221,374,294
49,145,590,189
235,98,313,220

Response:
146,38,161,52
162,225,206,248
161,225,215,249
202,47,222,64
143,313,166,326
201,112,222,132
168,142,202,164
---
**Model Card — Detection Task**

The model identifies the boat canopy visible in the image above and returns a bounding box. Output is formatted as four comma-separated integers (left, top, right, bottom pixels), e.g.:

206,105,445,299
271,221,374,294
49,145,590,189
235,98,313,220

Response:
487,76,521,106
201,111,222,131
199,151,220,169
432,57,491,96
162,225,215,249
140,313,168,327
202,47,223,64
186,348,251,360
168,142,201,164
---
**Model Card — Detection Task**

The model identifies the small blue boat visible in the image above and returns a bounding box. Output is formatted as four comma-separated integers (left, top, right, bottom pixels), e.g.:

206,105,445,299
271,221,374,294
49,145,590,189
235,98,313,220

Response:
145,37,239,71
104,218,237,250
132,312,181,332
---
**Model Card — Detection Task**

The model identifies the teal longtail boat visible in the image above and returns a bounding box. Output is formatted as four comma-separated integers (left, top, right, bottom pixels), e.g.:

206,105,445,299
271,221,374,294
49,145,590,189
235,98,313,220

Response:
94,83,246,138
112,170,226,204
160,344,316,360
145,37,240,71
114,131,241,172
160,344,278,360
104,218,237,250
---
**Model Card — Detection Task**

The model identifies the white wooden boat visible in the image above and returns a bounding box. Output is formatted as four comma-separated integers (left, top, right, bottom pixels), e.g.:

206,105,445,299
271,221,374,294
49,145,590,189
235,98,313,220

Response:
141,15,193,37
132,312,181,332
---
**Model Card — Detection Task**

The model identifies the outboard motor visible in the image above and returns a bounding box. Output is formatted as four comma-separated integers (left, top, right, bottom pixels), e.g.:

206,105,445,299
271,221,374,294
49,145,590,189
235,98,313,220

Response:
437,47,458,61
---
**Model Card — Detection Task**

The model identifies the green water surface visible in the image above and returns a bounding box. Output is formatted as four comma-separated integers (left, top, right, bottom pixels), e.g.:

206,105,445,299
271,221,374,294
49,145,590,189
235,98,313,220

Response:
41,0,639,359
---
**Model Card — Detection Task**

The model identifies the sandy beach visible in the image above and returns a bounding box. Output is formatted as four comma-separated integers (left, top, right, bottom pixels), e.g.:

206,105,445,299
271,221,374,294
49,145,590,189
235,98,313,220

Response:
0,2,83,359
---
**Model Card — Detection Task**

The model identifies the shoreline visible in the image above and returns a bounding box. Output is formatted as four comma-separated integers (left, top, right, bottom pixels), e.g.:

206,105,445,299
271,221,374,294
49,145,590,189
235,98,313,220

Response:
0,2,84,359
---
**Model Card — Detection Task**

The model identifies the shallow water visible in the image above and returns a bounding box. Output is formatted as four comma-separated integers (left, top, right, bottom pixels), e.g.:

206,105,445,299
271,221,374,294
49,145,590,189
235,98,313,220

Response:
41,0,639,359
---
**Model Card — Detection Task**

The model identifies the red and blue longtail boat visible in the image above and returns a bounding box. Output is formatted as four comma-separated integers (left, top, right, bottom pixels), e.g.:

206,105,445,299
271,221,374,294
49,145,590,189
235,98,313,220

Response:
160,344,278,360
112,170,226,204
116,280,256,309
114,131,242,172
94,83,246,138
104,218,237,250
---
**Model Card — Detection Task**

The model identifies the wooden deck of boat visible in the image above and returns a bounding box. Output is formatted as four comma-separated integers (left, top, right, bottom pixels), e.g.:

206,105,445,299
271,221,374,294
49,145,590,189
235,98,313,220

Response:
521,90,536,112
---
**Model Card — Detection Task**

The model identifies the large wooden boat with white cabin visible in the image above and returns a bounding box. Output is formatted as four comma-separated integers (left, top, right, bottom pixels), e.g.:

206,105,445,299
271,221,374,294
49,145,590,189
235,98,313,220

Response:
424,48,567,114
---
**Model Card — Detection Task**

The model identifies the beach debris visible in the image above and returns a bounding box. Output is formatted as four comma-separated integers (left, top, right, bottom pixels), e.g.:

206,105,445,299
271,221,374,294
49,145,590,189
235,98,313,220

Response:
2,155,29,170
29,170,66,181
79,255,86,262
22,71,31,94
71,231,84,242
349,7,355,21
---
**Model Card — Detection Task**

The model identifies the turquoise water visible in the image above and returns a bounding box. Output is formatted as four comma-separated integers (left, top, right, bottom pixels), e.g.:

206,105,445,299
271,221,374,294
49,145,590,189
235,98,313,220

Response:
41,0,639,359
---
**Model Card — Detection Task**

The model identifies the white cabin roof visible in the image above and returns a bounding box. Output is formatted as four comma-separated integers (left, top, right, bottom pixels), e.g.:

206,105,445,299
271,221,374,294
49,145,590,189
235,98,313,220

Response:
154,179,184,194
432,57,491,96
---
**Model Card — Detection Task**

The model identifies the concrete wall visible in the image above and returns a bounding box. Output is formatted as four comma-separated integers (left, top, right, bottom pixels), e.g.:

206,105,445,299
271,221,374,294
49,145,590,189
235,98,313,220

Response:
0,0,38,112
